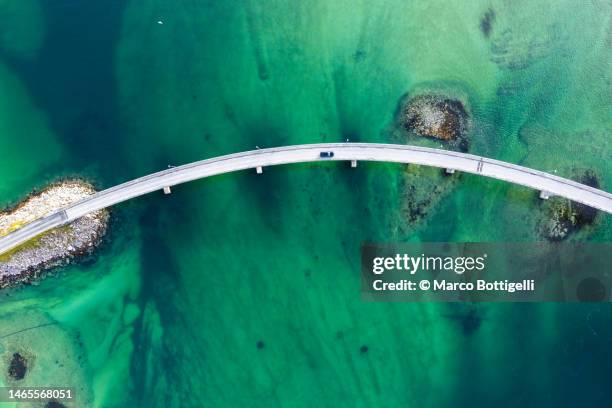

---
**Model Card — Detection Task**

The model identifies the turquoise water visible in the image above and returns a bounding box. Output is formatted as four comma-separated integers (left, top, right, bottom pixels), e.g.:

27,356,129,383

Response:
0,0,611,407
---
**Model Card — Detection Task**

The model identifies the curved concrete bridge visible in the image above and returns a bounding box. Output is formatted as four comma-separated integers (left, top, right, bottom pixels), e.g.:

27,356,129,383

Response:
1,143,611,255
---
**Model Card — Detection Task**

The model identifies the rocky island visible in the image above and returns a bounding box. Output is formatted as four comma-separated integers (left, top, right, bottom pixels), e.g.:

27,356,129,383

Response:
400,92,471,152
0,180,108,288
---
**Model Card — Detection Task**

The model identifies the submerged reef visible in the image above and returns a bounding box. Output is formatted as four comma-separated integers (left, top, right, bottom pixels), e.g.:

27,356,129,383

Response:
0,180,108,288
400,164,458,225
399,93,471,152
538,170,600,241
488,15,561,70
480,8,496,38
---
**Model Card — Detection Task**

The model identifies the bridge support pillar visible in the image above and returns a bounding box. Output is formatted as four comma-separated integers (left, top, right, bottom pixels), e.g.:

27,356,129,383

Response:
445,168,455,174
163,186,172,195
256,166,263,174
351,160,357,168
539,190,552,200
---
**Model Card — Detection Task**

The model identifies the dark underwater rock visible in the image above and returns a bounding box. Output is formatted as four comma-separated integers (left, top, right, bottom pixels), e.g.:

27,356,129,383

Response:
400,165,459,227
539,170,600,241
8,352,27,380
45,401,67,408
480,8,496,37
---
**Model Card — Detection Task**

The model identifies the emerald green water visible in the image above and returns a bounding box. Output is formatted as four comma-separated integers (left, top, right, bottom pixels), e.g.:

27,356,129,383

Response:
0,0,611,407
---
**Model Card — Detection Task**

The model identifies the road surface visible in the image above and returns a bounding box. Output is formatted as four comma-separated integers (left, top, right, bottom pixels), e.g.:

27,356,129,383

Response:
1,143,611,255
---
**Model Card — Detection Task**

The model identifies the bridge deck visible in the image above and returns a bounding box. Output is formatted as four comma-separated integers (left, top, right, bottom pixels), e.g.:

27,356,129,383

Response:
1,143,611,255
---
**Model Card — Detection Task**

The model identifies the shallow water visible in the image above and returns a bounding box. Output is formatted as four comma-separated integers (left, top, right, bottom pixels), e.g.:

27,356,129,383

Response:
0,0,611,407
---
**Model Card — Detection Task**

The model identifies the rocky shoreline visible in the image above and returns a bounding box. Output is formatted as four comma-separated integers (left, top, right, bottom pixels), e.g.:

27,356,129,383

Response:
0,180,108,289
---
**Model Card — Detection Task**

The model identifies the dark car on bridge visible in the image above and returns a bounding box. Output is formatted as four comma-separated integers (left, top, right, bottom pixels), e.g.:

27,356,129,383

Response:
320,151,334,158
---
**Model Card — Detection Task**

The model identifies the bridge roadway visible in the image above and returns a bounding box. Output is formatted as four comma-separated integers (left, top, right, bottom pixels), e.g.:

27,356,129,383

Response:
1,143,611,255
